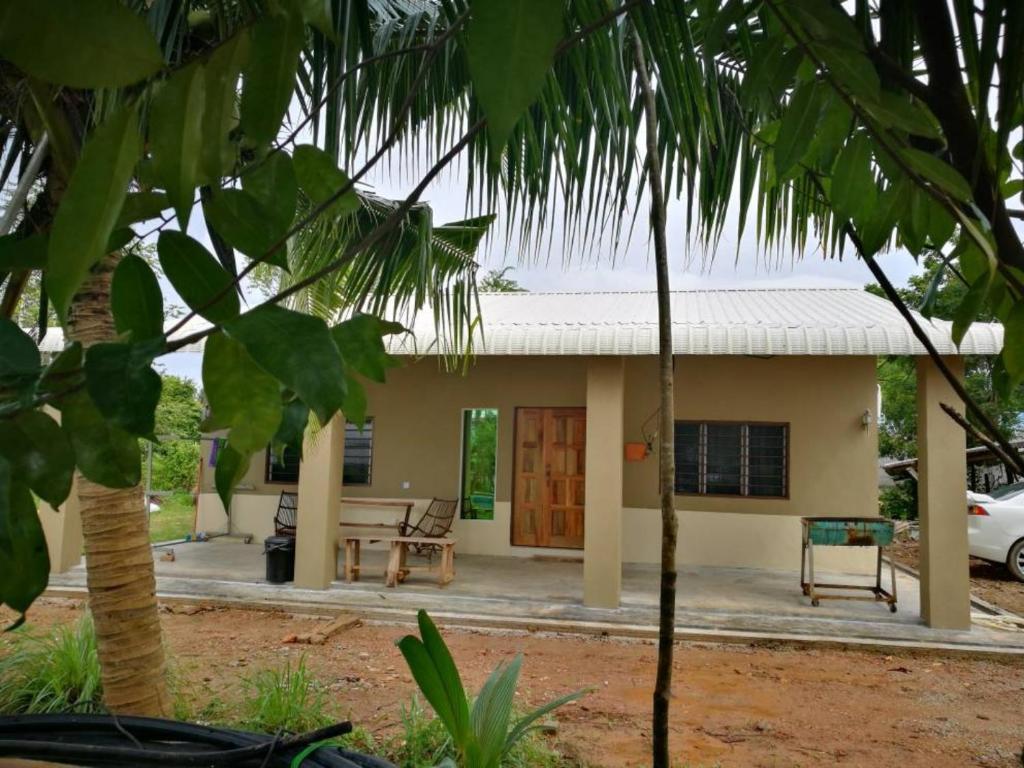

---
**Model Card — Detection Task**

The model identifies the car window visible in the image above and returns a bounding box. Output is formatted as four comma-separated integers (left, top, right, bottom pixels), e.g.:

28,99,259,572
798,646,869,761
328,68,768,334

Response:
990,481,1024,499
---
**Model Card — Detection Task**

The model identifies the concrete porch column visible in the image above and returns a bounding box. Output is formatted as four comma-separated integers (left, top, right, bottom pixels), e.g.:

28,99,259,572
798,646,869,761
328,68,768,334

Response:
38,478,83,573
295,414,344,589
916,356,970,629
583,357,625,608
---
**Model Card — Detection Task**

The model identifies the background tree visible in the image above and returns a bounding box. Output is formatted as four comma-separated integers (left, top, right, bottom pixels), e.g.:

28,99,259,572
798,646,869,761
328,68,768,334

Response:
149,375,203,493
478,267,525,292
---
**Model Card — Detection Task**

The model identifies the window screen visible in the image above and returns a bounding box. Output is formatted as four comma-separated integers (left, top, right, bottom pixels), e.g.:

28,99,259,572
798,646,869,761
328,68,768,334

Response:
265,419,374,486
673,421,787,498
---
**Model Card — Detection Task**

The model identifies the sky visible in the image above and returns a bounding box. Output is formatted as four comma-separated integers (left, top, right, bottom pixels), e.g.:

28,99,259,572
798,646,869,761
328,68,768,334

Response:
157,146,923,384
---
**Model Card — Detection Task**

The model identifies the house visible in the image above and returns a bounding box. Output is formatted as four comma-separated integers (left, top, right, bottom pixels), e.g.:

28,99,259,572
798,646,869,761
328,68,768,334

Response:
184,288,1003,630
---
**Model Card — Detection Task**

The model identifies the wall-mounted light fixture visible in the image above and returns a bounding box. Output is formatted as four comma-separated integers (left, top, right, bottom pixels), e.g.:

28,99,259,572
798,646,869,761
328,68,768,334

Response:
861,409,873,429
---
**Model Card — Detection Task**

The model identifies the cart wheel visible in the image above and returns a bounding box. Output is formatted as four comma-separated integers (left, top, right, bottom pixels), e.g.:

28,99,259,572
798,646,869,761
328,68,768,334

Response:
889,603,897,613
811,598,820,607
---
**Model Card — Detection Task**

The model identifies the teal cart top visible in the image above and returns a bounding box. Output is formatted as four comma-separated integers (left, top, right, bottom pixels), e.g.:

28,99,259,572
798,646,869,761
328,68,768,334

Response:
801,517,894,547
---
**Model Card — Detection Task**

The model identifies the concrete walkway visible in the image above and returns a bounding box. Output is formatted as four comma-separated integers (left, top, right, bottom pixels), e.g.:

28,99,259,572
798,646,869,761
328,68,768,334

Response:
47,537,1024,654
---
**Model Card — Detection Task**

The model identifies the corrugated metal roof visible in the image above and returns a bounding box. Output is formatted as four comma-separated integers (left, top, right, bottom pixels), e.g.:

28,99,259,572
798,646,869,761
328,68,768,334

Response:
32,288,1005,358
389,288,1004,356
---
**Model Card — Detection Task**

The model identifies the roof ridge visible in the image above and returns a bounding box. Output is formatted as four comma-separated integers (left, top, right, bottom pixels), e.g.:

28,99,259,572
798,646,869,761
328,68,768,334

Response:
475,287,864,296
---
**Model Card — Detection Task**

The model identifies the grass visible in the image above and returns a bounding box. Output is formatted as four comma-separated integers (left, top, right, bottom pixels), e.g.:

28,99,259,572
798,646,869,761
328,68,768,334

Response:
237,656,333,734
148,491,195,543
0,614,102,714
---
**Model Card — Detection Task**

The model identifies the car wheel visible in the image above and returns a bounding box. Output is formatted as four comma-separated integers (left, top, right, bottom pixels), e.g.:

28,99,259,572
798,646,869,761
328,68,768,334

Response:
1007,539,1024,582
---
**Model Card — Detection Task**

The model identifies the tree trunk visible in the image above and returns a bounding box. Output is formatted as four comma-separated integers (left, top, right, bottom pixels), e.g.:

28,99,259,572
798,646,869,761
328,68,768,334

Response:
66,252,172,716
633,34,677,768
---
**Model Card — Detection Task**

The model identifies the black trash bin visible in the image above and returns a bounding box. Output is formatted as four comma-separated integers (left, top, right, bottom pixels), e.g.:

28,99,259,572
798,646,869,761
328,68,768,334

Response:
264,535,295,583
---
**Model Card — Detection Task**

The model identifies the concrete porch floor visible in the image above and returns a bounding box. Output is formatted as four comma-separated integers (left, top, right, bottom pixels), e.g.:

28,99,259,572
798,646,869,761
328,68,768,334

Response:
47,537,1024,653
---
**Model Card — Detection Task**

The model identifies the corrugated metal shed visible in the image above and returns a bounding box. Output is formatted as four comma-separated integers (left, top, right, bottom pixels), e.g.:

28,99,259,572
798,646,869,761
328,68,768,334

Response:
390,288,1004,356
33,288,1004,357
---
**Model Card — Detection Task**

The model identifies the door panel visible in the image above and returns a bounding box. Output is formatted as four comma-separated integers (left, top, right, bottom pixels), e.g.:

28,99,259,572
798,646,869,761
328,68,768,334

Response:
512,407,586,549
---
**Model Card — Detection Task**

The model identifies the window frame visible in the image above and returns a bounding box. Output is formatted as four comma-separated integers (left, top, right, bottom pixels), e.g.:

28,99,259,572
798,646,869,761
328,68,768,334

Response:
263,418,374,487
673,419,789,500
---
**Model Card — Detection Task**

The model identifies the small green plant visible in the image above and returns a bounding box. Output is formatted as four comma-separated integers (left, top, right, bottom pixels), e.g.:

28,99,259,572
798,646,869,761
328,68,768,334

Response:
397,611,585,768
0,614,102,714
238,656,332,734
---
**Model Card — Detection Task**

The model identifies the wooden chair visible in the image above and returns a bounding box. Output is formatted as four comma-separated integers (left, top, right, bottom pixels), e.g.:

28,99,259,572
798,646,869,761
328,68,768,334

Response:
398,498,457,557
274,491,298,536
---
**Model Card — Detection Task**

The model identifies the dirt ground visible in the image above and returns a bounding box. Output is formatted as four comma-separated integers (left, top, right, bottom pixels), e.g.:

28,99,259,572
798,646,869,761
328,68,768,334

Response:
4,599,1023,768
891,537,1024,617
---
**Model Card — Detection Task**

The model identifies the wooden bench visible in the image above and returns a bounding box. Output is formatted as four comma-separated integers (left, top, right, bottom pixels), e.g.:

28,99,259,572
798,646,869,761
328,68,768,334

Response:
343,536,455,588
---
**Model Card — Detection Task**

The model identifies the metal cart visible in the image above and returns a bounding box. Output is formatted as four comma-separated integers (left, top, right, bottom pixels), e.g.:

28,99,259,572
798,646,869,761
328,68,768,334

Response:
800,517,897,612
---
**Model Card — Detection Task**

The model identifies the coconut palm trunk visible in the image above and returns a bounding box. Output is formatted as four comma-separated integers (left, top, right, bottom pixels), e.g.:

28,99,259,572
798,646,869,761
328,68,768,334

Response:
632,34,677,768
66,252,171,716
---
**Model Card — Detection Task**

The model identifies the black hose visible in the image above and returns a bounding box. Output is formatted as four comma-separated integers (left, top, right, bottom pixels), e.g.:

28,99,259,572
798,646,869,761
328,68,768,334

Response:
0,714,395,768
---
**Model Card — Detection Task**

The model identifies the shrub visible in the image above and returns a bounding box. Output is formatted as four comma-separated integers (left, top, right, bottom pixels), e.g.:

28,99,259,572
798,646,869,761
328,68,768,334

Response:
238,656,332,734
0,614,102,714
879,481,917,520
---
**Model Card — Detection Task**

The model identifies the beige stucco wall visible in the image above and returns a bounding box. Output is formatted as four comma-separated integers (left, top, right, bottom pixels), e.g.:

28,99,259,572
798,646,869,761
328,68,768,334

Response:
199,354,881,572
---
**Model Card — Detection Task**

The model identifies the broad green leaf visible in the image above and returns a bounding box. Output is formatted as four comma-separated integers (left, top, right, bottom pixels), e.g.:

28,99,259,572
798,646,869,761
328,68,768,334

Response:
741,36,786,110
157,231,240,324
224,305,347,425
812,44,879,102
116,192,169,227
857,177,904,256
111,253,164,341
202,332,282,456
471,656,520,767
0,459,49,624
0,0,163,88
417,610,470,743
58,389,141,488
202,189,289,269
330,314,402,383
241,152,298,236
774,82,825,176
466,0,565,157
201,31,250,180
899,148,973,202
860,93,941,139
292,145,361,218
829,133,875,225
214,441,249,511
702,0,756,60
272,399,309,462
806,94,852,170
0,410,75,508
106,227,135,254
298,0,335,38
239,7,305,147
84,342,163,437
0,233,47,270
953,271,994,348
38,342,83,396
0,318,41,386
1001,305,1024,382
341,376,367,430
149,63,206,228
47,106,142,320
783,0,864,50
397,636,460,738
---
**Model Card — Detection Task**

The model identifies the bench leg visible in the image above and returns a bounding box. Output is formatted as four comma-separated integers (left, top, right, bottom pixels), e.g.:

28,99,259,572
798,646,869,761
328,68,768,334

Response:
439,545,454,586
386,542,402,588
344,540,359,583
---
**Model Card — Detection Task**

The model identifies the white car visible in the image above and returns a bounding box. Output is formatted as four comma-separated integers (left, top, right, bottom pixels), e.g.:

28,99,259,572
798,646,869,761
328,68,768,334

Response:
967,483,1024,581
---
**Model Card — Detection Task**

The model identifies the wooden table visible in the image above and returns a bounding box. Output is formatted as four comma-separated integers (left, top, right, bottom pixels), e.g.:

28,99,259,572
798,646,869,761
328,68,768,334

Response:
343,535,455,588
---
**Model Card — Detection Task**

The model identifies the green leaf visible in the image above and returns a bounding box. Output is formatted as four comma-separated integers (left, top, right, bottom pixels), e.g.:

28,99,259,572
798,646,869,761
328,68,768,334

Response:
899,148,973,202
116,192,169,227
330,314,401,383
107,227,136,254
239,7,305,147
417,610,470,744
952,271,993,348
38,342,83,396
149,63,206,228
860,93,941,139
58,389,141,488
0,459,49,623
214,441,249,511
47,106,142,320
0,233,48,270
806,94,852,169
505,687,587,753
202,189,289,269
812,44,879,102
111,253,164,342
466,0,565,157
702,0,756,59
297,0,335,38
224,305,347,425
774,82,825,176
241,152,298,237
829,133,875,224
471,656,520,767
1000,304,1024,381
0,318,41,388
202,332,282,456
783,0,864,50
340,376,367,430
0,411,75,508
397,636,460,738
157,231,240,324
201,31,250,180
272,399,309,462
0,0,163,88
84,342,163,437
292,145,361,218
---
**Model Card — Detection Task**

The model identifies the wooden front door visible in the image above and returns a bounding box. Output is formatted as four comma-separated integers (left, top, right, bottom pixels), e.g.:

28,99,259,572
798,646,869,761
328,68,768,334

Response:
512,407,586,548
